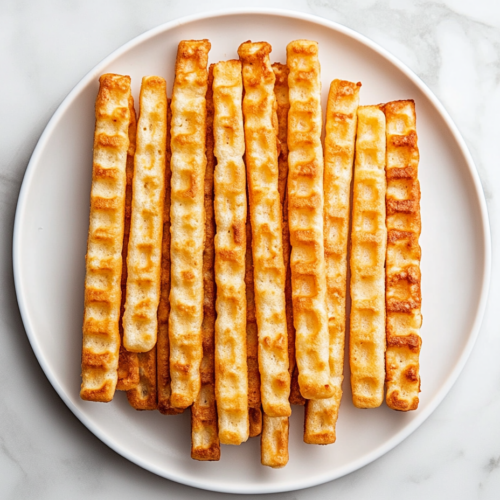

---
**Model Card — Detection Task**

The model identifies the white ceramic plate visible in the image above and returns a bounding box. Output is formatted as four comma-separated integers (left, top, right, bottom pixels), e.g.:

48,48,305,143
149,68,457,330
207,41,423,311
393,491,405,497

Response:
13,8,490,494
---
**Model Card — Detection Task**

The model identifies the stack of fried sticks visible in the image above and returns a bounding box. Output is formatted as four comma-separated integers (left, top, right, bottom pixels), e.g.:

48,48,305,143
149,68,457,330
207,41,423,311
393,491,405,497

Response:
80,38,422,467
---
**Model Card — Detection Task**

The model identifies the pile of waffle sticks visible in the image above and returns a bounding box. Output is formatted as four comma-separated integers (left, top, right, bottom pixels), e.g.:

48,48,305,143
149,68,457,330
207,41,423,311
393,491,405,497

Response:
80,38,422,468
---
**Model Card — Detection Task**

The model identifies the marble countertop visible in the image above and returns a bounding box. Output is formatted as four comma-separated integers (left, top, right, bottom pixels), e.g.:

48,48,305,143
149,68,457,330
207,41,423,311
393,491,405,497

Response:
2,1,500,498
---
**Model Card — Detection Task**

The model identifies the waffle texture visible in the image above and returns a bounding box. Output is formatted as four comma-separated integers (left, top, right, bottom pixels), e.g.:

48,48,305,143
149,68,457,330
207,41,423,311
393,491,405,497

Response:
123,76,167,352
349,105,387,409
286,40,332,400
212,60,249,445
169,40,211,408
239,41,291,418
117,94,140,391
382,100,422,411
81,74,131,402
157,100,184,415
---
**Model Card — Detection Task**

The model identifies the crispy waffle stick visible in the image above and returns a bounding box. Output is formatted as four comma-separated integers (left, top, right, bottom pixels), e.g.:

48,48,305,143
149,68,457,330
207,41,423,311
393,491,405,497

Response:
117,94,140,391
191,65,220,460
169,40,211,408
157,100,184,415
286,40,332,400
239,41,291,418
127,348,157,409
81,74,131,402
246,207,262,430
305,80,360,443
349,105,387,409
123,76,167,353
261,414,289,468
261,63,293,467
212,60,249,445
382,100,422,411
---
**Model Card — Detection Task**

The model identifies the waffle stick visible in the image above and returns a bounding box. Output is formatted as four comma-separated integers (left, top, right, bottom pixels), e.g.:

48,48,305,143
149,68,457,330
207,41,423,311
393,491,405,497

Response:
157,100,184,415
123,76,167,355
81,74,131,402
246,200,262,437
239,41,291,419
349,105,387,408
169,40,211,408
382,100,422,411
261,63,292,468
305,80,360,443
124,77,167,407
117,94,140,391
212,60,249,445
286,40,332,400
191,65,220,459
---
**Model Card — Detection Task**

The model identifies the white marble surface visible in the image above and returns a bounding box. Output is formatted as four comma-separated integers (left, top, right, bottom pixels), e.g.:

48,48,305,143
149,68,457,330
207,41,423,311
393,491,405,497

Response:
1,0,500,498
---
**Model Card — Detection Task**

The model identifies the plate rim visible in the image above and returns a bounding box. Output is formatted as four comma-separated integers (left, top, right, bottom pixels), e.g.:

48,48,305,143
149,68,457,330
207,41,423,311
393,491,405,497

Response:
12,7,492,494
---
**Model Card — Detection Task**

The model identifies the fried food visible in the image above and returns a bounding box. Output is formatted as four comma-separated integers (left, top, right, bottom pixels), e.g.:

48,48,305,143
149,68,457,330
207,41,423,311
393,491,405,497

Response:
127,348,158,409
117,94,140,391
157,99,184,415
239,41,291,418
261,63,293,467
286,40,332,400
349,105,387,409
169,40,211,408
382,100,422,411
305,80,360,443
123,76,167,353
212,60,249,445
81,74,131,402
246,209,261,429
191,65,220,459
261,415,289,468
249,407,263,437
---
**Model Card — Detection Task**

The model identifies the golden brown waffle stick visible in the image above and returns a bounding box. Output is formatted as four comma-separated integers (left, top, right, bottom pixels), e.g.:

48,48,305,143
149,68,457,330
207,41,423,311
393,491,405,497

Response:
81,74,131,402
169,40,211,408
349,105,387,409
117,94,140,391
213,60,249,445
305,80,360,443
123,77,168,353
191,65,220,459
125,76,167,409
382,100,422,411
239,41,291,419
157,100,184,415
286,40,332,400
261,62,293,468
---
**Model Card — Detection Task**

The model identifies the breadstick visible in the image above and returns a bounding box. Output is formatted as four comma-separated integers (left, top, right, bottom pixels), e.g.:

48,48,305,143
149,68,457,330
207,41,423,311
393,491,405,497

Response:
286,40,332,400
261,63,292,468
382,100,422,411
305,80,360,443
157,100,183,415
117,94,140,391
191,65,220,459
212,60,249,445
123,76,167,355
349,105,387,408
81,74,131,402
169,40,211,408
239,41,291,418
